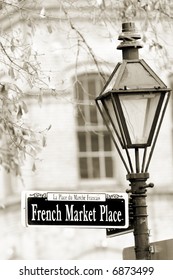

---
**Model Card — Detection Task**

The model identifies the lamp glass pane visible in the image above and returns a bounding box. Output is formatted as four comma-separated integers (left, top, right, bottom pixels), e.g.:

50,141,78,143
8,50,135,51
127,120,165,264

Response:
103,97,126,147
119,93,161,145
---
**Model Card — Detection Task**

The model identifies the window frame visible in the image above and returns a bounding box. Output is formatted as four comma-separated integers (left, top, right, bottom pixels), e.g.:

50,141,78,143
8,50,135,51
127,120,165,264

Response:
74,72,116,185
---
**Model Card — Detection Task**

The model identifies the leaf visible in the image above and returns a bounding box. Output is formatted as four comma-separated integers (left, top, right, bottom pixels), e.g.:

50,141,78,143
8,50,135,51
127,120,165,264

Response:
15,164,21,176
47,124,52,131
17,105,23,119
40,7,46,18
0,204,5,209
0,83,5,93
8,67,15,79
32,162,36,172
21,101,28,114
10,37,14,50
42,135,47,147
23,62,28,71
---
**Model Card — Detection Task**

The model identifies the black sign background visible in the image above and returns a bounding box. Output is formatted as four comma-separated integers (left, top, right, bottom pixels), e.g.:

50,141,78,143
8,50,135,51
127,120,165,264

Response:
27,197,126,227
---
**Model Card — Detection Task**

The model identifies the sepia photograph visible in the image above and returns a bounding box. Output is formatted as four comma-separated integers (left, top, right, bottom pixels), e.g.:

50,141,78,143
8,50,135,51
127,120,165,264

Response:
0,0,173,262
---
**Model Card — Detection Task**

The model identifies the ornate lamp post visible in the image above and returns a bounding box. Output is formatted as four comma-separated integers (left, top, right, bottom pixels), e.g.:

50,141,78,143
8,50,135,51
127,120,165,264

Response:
95,22,171,260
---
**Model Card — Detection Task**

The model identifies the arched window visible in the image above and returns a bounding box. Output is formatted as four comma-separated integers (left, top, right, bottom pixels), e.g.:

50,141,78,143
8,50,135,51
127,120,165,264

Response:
75,73,115,180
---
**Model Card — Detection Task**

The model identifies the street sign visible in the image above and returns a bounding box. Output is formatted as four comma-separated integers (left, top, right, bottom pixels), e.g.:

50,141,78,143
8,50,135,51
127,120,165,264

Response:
21,191,129,228
106,196,134,237
123,239,173,260
106,225,133,238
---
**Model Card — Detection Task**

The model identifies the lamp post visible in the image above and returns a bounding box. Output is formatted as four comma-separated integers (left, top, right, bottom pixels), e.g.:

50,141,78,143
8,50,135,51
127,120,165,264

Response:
95,22,171,260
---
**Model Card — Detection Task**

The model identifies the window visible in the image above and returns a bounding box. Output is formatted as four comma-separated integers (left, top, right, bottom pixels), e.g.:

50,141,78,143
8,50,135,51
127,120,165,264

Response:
75,73,115,180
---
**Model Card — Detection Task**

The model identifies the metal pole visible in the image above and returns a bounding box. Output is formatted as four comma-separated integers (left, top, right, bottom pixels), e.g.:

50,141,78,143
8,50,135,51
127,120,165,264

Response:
126,173,153,260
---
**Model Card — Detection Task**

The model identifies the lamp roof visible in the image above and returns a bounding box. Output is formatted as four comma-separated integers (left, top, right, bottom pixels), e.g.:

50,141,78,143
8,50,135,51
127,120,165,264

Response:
100,59,167,97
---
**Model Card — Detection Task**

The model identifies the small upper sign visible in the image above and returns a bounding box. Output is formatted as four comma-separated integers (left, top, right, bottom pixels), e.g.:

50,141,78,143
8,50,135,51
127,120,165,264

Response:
21,191,129,228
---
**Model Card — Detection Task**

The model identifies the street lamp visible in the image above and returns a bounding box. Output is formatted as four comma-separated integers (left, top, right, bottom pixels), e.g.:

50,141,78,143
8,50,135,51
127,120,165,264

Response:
95,22,171,260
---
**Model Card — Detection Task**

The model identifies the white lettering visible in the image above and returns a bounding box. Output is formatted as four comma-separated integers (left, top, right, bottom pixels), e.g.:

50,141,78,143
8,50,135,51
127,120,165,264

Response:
31,204,38,221
65,204,96,222
30,204,62,221
100,205,122,222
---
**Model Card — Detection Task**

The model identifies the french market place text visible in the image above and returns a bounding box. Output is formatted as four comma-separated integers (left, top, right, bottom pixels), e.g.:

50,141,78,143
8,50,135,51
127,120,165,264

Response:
21,192,129,228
